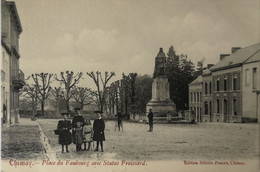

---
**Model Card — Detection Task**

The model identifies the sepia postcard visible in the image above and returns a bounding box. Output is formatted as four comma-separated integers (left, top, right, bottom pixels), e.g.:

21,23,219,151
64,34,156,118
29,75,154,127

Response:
1,0,259,172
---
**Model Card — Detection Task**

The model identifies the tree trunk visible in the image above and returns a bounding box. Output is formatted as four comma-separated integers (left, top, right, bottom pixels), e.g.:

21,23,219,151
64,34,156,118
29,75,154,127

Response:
56,103,60,115
32,97,35,118
112,102,114,116
41,101,45,116
66,88,70,112
100,104,103,112
125,98,128,117
66,102,70,112
81,102,84,114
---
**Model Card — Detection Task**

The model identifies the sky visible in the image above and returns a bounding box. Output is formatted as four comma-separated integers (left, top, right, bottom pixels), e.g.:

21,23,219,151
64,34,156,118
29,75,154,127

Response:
13,0,260,87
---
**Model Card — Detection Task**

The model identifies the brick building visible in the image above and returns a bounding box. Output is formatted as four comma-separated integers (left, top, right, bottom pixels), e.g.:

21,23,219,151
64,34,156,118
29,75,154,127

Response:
201,65,214,122
1,0,25,125
189,43,260,123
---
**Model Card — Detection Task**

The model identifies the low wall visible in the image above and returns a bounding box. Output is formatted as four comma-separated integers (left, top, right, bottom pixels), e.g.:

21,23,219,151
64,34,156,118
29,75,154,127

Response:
130,112,174,124
129,113,147,123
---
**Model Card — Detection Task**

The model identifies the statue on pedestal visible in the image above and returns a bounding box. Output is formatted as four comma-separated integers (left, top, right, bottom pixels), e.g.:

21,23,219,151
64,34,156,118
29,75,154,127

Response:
146,48,176,124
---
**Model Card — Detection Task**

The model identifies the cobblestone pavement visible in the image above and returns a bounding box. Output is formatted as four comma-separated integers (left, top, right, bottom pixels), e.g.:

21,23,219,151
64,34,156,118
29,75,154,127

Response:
37,118,259,161
1,118,46,160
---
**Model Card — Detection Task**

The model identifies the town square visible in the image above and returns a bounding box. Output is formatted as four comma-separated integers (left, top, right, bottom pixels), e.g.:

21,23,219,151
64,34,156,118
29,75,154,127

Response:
1,0,259,172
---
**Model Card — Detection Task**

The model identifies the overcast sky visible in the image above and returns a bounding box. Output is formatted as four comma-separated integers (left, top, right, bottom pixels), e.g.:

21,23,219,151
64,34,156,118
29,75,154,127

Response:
13,0,259,87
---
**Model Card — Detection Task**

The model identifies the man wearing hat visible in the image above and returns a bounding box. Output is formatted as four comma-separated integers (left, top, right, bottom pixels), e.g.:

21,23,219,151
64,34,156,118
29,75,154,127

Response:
93,111,105,152
72,107,85,151
148,109,153,132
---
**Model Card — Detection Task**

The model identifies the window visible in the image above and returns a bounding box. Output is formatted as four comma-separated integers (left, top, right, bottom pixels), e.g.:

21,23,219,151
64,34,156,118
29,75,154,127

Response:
190,93,193,103
233,99,237,115
233,74,237,90
245,69,250,86
253,68,257,89
209,82,212,94
194,93,196,103
216,79,220,91
224,76,227,91
217,99,220,113
1,70,5,82
197,92,199,102
205,83,208,94
204,102,208,115
224,99,228,114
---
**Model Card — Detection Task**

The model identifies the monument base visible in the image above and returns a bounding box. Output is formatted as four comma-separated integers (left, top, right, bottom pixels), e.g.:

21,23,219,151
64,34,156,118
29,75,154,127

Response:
146,100,176,123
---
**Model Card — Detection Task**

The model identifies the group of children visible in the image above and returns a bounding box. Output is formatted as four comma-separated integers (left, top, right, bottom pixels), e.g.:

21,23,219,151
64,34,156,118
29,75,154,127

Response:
56,109,105,153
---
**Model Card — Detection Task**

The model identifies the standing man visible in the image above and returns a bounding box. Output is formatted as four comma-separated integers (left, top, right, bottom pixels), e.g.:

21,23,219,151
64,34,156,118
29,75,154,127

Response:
148,109,153,132
93,111,105,152
117,111,123,131
72,107,84,151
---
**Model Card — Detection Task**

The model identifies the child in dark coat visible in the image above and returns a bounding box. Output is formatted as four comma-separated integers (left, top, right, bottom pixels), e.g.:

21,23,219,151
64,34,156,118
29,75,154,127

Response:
93,112,105,152
57,114,72,153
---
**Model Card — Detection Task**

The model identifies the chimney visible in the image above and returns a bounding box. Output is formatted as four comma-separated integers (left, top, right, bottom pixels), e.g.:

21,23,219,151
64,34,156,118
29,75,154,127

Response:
231,47,241,54
207,64,214,69
220,54,230,60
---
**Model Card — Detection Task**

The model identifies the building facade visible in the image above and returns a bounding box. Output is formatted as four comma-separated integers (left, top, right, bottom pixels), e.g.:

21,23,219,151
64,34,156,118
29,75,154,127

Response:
1,0,24,125
190,43,260,123
188,76,202,122
242,52,260,122
201,66,213,122
1,42,11,124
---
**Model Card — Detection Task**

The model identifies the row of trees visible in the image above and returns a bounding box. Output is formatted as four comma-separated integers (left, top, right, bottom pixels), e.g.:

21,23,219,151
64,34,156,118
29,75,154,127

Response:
21,71,114,116
21,45,204,117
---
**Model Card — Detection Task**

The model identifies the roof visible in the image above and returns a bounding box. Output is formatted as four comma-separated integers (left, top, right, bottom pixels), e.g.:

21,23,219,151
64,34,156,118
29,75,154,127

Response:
210,43,260,71
202,68,211,76
202,64,214,76
6,1,23,33
244,49,260,64
189,75,202,85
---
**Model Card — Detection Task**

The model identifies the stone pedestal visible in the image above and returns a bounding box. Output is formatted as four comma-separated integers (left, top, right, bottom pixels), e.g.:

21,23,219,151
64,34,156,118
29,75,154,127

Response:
146,76,176,123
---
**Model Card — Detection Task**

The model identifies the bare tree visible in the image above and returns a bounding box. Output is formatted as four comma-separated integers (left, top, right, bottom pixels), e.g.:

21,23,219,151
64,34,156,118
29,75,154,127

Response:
19,75,30,96
51,87,63,114
71,87,95,110
22,84,39,118
106,82,119,116
86,71,115,112
31,73,53,115
55,71,83,112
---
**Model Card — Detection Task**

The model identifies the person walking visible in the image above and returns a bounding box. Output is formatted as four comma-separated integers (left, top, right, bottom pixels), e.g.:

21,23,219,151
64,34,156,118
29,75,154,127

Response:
93,111,105,152
72,108,84,151
117,111,123,131
148,109,153,132
57,113,72,153
83,119,93,151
